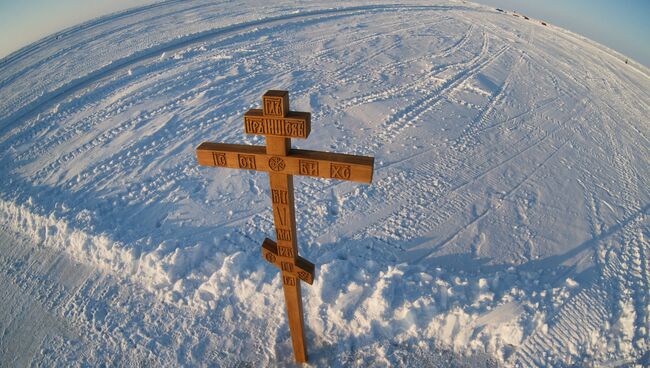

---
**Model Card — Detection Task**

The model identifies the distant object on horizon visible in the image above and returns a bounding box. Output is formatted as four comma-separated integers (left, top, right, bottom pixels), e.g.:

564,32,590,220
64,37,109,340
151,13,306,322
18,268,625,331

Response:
484,0,650,69
498,9,544,27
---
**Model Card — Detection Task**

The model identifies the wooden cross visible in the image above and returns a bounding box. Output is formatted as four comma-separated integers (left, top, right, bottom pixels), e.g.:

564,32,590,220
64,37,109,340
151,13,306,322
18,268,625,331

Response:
196,90,374,363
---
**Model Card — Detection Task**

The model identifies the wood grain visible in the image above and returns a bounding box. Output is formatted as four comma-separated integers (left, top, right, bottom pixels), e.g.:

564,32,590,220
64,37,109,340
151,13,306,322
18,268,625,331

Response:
196,142,374,183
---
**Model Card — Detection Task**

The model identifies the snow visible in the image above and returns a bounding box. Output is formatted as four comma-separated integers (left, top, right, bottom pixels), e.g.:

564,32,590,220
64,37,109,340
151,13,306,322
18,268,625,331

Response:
1,0,649,366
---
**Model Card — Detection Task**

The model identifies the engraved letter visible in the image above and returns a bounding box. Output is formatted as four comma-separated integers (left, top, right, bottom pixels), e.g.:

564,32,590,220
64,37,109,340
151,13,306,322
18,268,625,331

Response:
275,206,288,226
271,189,288,204
263,97,284,117
297,122,304,137
331,164,351,179
212,152,227,167
299,160,319,176
281,261,294,272
251,119,261,133
238,154,256,169
298,271,310,283
278,246,294,258
277,229,292,241
265,252,276,263
283,275,296,286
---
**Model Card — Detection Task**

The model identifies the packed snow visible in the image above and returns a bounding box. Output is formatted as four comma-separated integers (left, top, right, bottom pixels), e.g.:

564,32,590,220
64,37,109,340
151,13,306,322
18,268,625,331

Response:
1,1,649,366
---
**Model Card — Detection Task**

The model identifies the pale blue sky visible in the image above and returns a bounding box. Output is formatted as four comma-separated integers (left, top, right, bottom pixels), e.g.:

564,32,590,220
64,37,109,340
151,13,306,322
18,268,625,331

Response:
0,0,153,58
0,0,649,67
475,0,650,67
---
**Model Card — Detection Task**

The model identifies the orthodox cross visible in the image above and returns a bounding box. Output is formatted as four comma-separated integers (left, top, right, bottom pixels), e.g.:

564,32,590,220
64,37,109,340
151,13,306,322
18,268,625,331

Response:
196,90,374,363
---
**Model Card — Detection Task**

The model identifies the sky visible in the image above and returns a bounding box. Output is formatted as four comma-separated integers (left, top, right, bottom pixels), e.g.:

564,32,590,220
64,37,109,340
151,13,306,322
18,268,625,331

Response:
0,0,649,67
473,0,650,68
0,0,154,59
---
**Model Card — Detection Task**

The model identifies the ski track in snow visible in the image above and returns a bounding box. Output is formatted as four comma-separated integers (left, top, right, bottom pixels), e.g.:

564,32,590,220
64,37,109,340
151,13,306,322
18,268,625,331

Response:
1,1,649,366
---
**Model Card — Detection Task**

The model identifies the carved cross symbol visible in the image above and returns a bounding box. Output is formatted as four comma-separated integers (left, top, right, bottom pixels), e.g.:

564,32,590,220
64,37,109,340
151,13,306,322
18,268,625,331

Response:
196,90,374,363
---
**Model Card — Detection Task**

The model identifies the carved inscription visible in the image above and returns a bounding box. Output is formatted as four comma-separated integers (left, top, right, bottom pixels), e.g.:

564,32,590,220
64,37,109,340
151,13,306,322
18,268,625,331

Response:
297,271,309,282
212,152,227,167
244,116,306,138
271,189,288,204
278,245,294,258
260,238,315,285
281,261,294,272
275,207,288,226
238,154,256,169
277,229,292,241
331,164,351,180
269,157,286,172
283,275,296,286
299,160,319,176
265,252,276,263
264,98,283,117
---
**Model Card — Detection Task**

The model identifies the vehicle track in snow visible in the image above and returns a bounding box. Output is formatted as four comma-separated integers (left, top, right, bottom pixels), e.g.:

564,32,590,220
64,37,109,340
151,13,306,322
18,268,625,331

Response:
315,47,568,246
1,2,649,366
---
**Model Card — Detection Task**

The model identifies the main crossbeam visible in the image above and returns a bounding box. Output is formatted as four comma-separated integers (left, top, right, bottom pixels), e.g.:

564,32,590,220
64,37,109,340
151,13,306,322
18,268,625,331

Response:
196,142,374,183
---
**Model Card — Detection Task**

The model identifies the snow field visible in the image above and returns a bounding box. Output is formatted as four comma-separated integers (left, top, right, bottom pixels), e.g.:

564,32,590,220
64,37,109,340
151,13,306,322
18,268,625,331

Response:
1,1,649,366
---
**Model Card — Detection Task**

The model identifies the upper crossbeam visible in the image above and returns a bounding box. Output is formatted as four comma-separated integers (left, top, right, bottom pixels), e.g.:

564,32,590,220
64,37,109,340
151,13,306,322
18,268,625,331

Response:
243,90,311,139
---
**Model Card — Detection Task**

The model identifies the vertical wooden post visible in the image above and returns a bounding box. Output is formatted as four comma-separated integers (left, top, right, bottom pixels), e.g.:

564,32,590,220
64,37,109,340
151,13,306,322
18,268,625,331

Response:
267,136,307,363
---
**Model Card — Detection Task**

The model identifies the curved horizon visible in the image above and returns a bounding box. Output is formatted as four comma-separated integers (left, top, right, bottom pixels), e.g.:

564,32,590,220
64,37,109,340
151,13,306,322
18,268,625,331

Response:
0,0,649,69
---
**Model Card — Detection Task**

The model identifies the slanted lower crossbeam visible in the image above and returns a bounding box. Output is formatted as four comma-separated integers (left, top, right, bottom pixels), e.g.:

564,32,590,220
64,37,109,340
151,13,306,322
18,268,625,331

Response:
261,238,315,285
